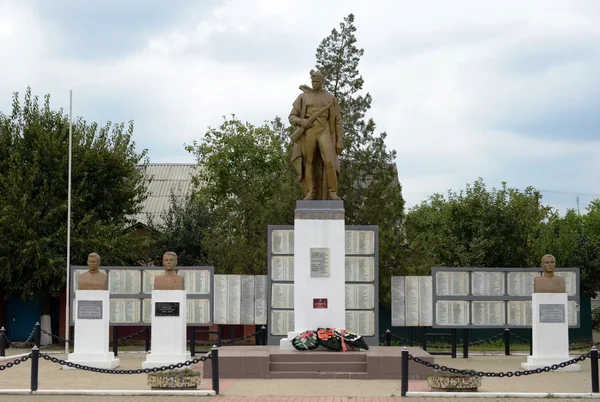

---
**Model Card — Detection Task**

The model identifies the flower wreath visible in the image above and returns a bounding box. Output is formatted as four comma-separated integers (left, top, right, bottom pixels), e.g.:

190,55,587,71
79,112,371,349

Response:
334,329,369,350
291,330,319,350
316,327,342,351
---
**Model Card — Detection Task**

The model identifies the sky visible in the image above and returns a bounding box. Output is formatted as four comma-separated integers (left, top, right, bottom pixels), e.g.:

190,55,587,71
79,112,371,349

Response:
1,0,599,213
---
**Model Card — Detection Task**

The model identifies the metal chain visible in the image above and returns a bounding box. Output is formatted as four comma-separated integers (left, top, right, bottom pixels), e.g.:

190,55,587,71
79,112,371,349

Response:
388,331,505,348
40,352,211,374
229,329,262,343
116,328,147,342
409,351,589,377
40,328,71,345
510,333,532,344
7,325,38,349
0,354,31,371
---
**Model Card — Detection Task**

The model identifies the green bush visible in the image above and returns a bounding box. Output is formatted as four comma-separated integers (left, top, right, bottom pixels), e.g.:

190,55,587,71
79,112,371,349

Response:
592,306,600,329
151,368,200,378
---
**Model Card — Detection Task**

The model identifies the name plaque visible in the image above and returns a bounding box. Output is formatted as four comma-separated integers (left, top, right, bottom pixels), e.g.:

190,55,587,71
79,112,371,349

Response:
313,298,328,309
310,247,330,277
539,304,565,323
78,300,103,319
155,302,180,317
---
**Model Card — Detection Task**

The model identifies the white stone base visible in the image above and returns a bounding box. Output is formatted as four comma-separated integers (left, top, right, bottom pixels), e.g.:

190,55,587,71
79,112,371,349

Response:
63,353,120,369
521,356,581,372
279,332,301,350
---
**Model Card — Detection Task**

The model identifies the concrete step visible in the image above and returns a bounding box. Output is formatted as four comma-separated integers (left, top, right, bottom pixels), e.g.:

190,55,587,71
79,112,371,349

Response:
269,352,367,363
268,371,369,379
269,361,367,373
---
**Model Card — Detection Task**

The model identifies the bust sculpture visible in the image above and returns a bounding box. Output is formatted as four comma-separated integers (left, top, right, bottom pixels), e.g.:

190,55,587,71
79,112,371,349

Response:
153,251,185,290
78,252,108,290
533,254,566,293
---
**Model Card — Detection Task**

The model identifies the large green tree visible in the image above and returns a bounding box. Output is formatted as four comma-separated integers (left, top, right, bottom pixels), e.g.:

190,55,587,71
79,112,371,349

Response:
0,87,149,298
183,116,299,274
405,178,552,269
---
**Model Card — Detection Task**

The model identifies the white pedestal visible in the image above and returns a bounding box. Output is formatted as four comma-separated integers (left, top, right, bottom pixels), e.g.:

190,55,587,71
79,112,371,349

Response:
280,201,345,349
142,290,191,369
66,290,119,369
521,293,580,372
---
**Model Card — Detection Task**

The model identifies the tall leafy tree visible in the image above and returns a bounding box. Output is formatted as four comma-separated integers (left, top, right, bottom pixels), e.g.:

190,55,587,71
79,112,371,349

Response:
314,14,406,300
184,116,300,274
0,87,149,298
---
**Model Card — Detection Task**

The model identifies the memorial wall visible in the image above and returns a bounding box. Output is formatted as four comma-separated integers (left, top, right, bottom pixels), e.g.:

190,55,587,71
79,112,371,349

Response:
391,268,580,328
267,226,379,344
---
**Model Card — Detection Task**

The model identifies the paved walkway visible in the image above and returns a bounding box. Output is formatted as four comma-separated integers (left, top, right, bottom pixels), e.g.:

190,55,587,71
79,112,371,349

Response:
0,349,596,401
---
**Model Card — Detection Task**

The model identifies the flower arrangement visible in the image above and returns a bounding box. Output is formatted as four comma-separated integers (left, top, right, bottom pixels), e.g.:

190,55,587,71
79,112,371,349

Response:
291,328,370,352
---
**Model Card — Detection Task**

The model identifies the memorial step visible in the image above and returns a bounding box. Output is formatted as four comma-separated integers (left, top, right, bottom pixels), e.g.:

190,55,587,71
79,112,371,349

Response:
268,371,369,379
269,352,367,363
269,361,367,373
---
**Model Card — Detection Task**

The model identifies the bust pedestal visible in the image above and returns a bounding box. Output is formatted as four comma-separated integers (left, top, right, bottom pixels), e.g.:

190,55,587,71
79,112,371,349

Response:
66,290,119,369
521,293,580,372
279,200,346,350
142,290,191,369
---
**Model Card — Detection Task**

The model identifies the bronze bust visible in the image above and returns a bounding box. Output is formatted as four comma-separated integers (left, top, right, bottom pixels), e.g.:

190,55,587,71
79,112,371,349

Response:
533,254,566,293
153,251,185,290
78,253,108,290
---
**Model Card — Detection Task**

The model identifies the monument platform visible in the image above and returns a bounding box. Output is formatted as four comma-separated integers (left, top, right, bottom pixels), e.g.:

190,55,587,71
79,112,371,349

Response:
202,346,433,379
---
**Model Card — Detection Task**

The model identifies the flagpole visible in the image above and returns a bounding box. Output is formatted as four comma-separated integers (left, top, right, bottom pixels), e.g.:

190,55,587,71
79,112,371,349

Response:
65,90,73,354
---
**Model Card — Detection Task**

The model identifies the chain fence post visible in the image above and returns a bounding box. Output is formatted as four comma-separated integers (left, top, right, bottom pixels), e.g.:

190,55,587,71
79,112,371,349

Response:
231,326,236,346
34,322,41,347
504,328,510,356
145,327,151,352
591,346,599,393
190,326,196,357
211,345,220,395
112,326,118,357
30,346,39,392
217,325,222,347
451,328,457,359
385,329,391,346
401,347,409,396
261,326,267,345
462,328,468,358
0,327,6,357
529,328,533,356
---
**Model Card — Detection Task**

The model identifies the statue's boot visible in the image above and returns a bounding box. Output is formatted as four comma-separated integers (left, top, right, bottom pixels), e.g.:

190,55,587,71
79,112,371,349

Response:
326,165,341,200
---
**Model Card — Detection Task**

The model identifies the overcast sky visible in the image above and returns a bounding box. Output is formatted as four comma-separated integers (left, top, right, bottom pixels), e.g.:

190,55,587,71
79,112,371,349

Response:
1,0,599,213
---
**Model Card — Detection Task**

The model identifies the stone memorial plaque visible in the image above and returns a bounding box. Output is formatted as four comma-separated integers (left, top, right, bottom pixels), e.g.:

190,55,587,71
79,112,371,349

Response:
507,272,538,296
472,271,505,296
182,270,211,294
392,302,405,326
271,256,294,281
227,275,242,324
213,275,228,324
472,301,505,326
241,275,255,300
539,304,565,323
271,283,294,309
435,271,469,296
142,299,152,323
271,310,294,335
255,275,267,299
507,300,532,326
187,299,211,324
109,270,141,294
155,302,180,317
345,311,375,336
391,276,405,302
345,257,375,282
345,284,374,309
255,299,267,325
142,270,162,293
555,271,577,296
310,247,330,277
568,300,578,326
78,300,103,319
313,298,328,308
72,270,83,291
404,276,420,326
241,297,255,324
435,300,469,326
110,299,141,323
345,230,375,255
272,230,294,254
419,276,433,326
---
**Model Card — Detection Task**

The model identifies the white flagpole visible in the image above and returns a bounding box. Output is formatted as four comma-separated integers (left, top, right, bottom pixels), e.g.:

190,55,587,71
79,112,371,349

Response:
65,90,73,354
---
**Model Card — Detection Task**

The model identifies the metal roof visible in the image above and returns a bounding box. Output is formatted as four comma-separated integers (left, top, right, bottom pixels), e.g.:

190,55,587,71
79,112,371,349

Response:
131,163,200,227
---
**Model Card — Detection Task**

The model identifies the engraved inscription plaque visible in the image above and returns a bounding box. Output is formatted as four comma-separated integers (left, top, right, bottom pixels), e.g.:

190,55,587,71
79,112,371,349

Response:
272,230,294,254
271,256,294,281
345,257,375,282
539,304,565,323
155,302,180,317
310,248,330,277
78,300,103,319
109,270,141,294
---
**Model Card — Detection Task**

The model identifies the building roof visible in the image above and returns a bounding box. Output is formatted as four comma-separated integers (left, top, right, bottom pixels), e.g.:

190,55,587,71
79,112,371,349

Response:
131,163,199,227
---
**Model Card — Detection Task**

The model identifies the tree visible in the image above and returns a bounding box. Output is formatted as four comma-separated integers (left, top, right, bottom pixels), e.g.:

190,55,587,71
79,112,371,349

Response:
314,14,406,300
0,87,149,298
184,116,300,274
405,178,552,269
